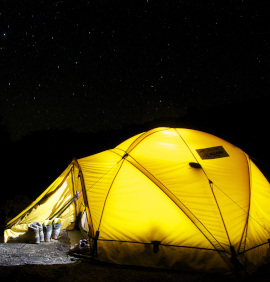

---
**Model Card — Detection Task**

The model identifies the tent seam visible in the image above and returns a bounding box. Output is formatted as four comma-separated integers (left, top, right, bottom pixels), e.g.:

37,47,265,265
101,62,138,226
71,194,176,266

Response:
123,153,225,252
73,158,94,238
97,159,125,231
125,128,169,155
174,128,232,249
238,241,269,255
110,148,226,252
70,165,78,218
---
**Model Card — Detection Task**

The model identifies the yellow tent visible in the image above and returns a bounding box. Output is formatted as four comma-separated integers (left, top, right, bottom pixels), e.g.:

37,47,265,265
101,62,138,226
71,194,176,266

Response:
4,128,270,275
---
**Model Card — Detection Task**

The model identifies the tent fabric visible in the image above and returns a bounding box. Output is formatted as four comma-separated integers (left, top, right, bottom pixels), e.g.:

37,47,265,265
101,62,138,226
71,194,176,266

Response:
4,164,85,240
4,127,270,274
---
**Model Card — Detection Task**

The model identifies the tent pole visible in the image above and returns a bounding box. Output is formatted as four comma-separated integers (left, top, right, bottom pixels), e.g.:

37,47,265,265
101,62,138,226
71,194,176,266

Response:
71,165,78,218
73,158,94,238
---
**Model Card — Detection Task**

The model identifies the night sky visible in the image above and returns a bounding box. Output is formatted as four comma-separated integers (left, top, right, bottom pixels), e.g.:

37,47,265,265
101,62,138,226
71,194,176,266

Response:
1,0,270,141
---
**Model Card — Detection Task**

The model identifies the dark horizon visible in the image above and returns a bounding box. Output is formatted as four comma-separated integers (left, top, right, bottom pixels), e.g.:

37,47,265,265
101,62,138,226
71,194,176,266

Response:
1,98,269,207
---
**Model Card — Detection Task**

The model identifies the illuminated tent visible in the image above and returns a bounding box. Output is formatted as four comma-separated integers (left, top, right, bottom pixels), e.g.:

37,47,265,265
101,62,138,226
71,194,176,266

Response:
4,128,270,275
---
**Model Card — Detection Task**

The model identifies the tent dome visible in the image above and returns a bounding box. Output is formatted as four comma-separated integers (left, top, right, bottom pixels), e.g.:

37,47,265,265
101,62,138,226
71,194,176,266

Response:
5,128,270,275
78,128,270,274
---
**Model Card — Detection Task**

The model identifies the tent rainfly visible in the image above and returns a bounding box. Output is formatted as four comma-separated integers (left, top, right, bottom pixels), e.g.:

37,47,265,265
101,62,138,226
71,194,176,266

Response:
4,128,270,275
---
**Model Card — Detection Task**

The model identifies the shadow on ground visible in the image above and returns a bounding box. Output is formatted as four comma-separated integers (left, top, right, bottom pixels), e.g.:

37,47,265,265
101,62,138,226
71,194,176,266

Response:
1,229,270,281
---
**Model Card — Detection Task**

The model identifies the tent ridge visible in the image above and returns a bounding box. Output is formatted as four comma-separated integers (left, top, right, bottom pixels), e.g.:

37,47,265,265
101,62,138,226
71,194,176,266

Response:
174,128,200,163
125,127,169,155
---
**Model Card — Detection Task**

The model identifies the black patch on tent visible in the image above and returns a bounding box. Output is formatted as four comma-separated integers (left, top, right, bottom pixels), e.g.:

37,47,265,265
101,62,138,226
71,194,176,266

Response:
151,241,161,253
196,146,229,160
189,162,202,169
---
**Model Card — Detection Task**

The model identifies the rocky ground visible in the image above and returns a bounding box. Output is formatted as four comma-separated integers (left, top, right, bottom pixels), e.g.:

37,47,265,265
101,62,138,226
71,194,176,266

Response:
0,230,269,282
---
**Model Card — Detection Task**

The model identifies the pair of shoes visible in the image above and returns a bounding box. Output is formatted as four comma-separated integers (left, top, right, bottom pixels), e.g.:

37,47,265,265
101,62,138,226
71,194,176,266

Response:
9,218,62,244
25,221,45,244
43,218,62,242
11,223,41,244
79,239,90,248
69,239,90,254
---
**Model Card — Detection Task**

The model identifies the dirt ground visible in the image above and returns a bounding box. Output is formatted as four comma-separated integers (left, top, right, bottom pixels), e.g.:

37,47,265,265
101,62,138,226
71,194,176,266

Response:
0,229,269,282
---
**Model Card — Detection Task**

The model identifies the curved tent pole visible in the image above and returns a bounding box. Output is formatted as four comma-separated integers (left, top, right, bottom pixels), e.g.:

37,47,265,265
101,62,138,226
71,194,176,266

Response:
49,190,82,221
110,149,226,253
71,165,78,218
72,158,94,238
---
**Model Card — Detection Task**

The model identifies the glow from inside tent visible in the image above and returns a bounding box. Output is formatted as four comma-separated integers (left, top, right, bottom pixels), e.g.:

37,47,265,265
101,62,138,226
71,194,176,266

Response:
158,142,178,148
61,180,68,190
161,129,178,136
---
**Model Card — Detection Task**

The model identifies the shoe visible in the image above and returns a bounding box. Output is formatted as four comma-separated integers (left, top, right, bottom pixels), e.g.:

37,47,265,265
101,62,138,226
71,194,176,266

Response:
52,218,62,240
43,219,52,242
9,224,40,244
34,221,44,242
28,223,40,244
69,239,90,254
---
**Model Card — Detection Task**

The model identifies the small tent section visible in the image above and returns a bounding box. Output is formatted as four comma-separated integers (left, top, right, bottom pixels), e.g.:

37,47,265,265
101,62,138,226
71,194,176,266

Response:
4,127,270,275
4,163,86,239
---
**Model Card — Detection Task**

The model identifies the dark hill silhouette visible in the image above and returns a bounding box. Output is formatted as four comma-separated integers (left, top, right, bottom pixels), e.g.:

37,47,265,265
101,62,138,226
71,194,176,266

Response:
1,98,268,205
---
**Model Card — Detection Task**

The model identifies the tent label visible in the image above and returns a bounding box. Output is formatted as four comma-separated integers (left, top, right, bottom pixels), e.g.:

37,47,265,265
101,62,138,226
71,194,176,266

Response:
196,146,229,160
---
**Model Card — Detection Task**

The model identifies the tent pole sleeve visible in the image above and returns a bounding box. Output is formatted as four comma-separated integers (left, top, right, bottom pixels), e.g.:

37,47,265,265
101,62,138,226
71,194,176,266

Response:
49,191,81,220
122,154,226,253
92,231,100,257
73,158,94,238
71,165,78,217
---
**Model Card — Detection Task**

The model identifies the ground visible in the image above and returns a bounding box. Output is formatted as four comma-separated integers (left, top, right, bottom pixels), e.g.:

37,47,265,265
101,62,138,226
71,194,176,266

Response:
0,229,269,282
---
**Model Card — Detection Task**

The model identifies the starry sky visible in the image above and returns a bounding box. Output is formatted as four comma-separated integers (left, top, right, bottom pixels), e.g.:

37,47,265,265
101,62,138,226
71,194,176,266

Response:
1,0,269,141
